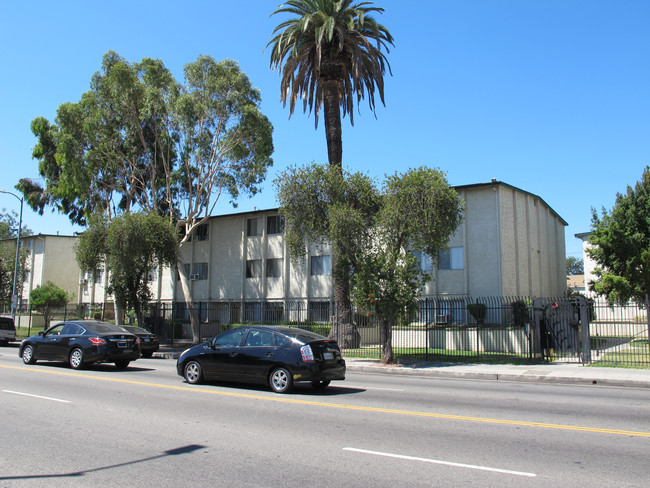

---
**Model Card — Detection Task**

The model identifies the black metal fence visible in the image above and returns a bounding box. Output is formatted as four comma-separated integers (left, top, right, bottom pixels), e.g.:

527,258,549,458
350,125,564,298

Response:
4,296,648,367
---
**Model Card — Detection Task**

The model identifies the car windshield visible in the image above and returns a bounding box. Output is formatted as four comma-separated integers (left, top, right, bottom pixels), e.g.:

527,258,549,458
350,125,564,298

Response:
121,326,150,334
84,322,127,334
276,328,330,344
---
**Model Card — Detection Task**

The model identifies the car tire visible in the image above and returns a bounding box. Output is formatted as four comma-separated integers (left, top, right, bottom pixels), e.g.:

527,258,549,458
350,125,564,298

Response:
184,360,203,384
114,360,131,369
22,344,37,364
311,380,331,389
269,367,293,393
141,352,153,359
69,348,85,370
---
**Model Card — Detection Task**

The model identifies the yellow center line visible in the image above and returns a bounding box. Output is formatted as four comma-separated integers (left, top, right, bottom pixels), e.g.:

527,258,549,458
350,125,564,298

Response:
4,364,650,438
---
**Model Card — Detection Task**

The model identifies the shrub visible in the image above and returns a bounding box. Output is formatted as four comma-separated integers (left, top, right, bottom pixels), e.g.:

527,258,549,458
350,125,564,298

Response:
467,303,487,325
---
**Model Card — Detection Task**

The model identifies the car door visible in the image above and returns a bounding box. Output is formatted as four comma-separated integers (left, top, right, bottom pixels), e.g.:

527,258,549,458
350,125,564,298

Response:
200,328,248,380
38,324,66,359
236,329,279,382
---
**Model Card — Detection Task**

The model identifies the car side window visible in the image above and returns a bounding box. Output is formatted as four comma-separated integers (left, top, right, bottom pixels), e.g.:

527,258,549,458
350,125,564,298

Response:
214,328,247,347
46,325,65,336
61,324,83,335
244,330,274,347
274,334,291,347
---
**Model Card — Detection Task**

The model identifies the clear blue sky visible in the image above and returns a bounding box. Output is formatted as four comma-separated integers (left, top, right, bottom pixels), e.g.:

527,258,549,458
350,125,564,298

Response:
1,0,648,261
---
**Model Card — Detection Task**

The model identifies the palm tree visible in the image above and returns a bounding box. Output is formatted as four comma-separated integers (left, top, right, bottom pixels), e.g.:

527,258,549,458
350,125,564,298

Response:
268,0,393,347
268,0,394,167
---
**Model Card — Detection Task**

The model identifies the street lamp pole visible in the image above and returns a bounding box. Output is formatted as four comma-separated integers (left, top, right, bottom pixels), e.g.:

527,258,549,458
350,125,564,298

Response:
0,190,23,323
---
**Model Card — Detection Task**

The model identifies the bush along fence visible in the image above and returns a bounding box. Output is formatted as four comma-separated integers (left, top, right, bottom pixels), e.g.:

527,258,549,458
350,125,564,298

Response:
4,296,648,368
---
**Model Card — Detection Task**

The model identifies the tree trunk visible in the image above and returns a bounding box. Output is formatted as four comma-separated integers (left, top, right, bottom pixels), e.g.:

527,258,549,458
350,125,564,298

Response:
328,255,360,349
380,317,394,364
177,253,201,344
322,78,342,168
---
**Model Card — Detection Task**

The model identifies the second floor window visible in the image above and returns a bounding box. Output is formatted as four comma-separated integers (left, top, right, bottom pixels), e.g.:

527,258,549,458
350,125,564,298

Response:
193,223,209,241
267,215,284,235
439,247,464,270
247,217,262,237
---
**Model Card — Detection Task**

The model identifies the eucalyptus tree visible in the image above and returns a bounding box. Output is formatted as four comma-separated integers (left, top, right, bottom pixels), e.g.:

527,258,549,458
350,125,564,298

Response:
268,0,394,167
22,51,274,343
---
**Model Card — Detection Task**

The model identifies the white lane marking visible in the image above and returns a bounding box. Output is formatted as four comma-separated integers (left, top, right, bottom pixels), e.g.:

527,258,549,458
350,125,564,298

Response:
343,447,536,478
2,390,71,403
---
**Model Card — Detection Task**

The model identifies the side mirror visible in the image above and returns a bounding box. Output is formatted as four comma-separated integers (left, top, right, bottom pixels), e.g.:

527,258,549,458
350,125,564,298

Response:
38,331,44,336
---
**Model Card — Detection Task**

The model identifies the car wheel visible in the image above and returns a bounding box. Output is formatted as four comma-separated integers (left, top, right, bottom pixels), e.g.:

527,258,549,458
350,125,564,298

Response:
114,360,131,369
269,367,293,393
184,361,203,384
69,348,85,370
22,344,37,364
311,380,331,389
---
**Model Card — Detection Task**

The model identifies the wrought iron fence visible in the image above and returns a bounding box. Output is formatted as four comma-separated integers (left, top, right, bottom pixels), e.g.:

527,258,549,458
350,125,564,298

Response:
5,296,648,367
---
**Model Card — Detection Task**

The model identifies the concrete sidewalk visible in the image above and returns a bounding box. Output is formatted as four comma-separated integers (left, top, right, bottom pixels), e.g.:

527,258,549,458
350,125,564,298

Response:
155,348,650,389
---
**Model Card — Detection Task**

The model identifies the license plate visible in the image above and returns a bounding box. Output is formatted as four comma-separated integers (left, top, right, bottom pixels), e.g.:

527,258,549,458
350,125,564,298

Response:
118,341,127,348
323,352,334,360
144,338,150,342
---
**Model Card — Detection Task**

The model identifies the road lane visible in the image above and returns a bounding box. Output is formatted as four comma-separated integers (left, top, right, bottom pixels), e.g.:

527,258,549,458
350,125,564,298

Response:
1,352,649,487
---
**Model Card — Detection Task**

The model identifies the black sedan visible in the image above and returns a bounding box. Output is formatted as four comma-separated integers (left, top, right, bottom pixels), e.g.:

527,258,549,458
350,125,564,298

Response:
19,320,140,370
120,326,159,358
176,326,346,393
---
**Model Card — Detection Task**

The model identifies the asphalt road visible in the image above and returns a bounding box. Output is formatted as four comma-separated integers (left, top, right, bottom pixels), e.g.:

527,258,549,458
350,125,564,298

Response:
1,349,649,487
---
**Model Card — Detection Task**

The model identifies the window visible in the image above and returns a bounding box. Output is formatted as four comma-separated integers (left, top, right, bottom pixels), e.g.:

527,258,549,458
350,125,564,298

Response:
192,263,208,280
266,258,283,278
267,215,284,235
94,268,104,284
439,247,464,270
310,255,331,276
411,251,433,272
244,329,274,347
247,217,262,236
193,224,209,241
246,259,262,278
214,328,247,347
180,263,208,280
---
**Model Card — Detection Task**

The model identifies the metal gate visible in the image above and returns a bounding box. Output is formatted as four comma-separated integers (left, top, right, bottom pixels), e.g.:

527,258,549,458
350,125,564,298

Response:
532,297,591,364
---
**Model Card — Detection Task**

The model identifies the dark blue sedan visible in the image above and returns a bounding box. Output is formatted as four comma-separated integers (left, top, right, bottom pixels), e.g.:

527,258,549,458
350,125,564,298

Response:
19,320,140,370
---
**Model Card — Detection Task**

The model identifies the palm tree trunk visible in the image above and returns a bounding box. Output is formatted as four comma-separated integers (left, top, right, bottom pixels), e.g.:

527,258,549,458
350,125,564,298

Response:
322,79,342,167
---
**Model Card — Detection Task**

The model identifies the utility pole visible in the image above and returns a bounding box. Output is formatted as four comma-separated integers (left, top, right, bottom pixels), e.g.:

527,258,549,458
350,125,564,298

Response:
0,190,23,323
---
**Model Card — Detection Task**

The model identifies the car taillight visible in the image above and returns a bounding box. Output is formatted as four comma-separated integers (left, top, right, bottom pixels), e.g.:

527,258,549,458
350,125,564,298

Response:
135,338,140,344
300,345,315,362
89,337,106,345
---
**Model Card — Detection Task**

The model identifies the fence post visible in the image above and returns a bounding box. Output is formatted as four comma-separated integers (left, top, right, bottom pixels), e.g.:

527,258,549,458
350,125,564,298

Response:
580,296,591,365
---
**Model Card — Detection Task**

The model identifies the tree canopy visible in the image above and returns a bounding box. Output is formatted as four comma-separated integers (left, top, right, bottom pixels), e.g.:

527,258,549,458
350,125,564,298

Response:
76,212,179,326
275,163,463,359
268,0,393,166
566,256,584,276
30,281,72,329
588,166,650,304
22,50,274,342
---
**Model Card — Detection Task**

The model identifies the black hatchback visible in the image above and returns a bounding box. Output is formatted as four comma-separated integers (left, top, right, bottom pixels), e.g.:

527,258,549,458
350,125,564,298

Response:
177,326,346,393
19,320,140,370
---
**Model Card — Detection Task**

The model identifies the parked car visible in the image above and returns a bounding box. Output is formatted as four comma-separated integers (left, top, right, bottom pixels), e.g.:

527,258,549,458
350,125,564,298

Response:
120,326,159,358
176,326,346,393
0,317,16,346
19,320,140,370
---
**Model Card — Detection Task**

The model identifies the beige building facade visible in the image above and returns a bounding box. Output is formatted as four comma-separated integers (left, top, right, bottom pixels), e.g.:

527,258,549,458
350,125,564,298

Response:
18,180,567,310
